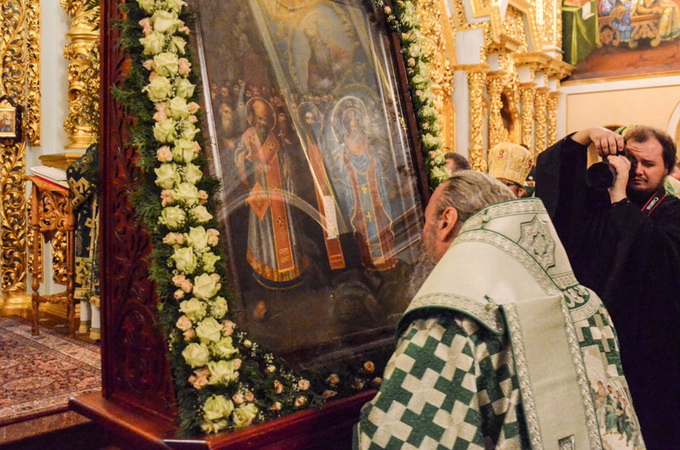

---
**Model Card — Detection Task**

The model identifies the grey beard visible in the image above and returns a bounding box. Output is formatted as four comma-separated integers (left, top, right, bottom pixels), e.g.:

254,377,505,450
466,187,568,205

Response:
407,249,438,299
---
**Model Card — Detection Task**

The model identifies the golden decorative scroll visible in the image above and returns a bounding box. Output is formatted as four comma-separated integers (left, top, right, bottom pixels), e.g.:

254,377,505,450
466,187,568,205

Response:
533,88,548,159
467,70,488,172
26,0,40,146
417,0,456,151
1,0,28,293
520,85,536,151
62,0,100,149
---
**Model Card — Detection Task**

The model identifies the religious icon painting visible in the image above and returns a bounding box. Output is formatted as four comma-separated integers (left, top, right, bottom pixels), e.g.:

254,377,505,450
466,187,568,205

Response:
0,96,22,144
190,0,427,368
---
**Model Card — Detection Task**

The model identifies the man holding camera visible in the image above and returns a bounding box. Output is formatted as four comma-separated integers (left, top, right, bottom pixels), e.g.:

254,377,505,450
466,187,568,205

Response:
536,126,680,448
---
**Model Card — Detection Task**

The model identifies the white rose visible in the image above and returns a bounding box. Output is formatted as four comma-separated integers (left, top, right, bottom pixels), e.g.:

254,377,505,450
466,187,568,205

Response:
143,75,172,102
173,182,201,206
167,96,190,119
172,246,198,273
191,205,213,223
172,138,197,163
195,317,223,343
165,0,187,13
200,419,227,434
140,31,166,56
153,52,179,77
202,394,234,421
210,296,228,318
170,36,187,55
175,78,196,99
180,122,199,140
179,297,207,322
186,226,209,251
183,163,203,184
207,360,239,385
154,163,180,189
201,252,220,273
192,273,221,300
232,404,258,428
181,342,210,367
211,336,237,358
151,10,180,34
137,0,157,14
153,118,177,143
160,206,186,229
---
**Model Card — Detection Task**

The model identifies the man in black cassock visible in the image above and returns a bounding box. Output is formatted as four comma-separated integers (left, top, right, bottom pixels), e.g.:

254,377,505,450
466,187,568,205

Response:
536,125,680,448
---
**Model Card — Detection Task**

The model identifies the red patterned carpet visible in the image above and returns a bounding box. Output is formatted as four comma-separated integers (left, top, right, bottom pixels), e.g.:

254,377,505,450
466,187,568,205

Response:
0,316,101,426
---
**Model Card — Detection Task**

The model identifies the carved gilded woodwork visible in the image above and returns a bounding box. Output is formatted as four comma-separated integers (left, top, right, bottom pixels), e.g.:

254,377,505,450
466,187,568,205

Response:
467,70,488,172
487,75,506,148
416,0,456,151
533,88,548,159
520,85,536,150
0,0,32,293
62,0,100,149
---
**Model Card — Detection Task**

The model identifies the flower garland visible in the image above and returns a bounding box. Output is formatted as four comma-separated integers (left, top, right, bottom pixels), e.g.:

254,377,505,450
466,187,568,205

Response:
114,0,445,437
373,0,449,187
115,0,320,435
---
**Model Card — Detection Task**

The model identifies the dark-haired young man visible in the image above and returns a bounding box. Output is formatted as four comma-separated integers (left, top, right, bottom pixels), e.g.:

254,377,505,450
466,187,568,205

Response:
536,125,680,448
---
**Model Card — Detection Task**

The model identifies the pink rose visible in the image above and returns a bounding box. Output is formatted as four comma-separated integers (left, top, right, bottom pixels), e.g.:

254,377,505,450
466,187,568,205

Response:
372,377,382,387
174,289,184,300
183,328,196,340
161,189,173,206
149,72,158,81
178,58,191,75
175,234,186,244
294,396,307,407
181,280,193,293
157,146,173,162
274,380,283,394
298,379,310,391
270,402,281,411
172,274,186,286
326,374,340,386
163,232,178,245
222,320,235,336
179,25,191,34
364,361,375,373
245,392,254,402
193,142,201,153
232,393,244,404
188,102,200,114
176,315,192,331
138,18,153,35
187,115,198,124
143,59,155,71
153,110,167,122
322,390,337,399
233,358,242,370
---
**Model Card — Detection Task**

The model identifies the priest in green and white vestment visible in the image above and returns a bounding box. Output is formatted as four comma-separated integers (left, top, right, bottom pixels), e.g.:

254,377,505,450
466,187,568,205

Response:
355,171,644,449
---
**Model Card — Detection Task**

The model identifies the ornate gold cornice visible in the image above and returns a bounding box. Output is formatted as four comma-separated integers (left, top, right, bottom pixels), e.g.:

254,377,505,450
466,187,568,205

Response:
62,0,100,149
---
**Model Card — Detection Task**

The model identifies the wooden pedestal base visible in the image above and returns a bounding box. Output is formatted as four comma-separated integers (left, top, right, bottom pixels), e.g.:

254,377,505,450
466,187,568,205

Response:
70,390,375,449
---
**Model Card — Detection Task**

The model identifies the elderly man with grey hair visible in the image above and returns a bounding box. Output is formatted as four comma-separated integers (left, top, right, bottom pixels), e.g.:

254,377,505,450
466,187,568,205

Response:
354,171,644,449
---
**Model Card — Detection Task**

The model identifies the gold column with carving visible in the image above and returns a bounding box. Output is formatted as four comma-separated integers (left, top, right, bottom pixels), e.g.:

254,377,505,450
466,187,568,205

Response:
467,70,488,172
487,74,506,148
62,0,100,150
520,85,536,151
547,91,560,147
533,88,548,159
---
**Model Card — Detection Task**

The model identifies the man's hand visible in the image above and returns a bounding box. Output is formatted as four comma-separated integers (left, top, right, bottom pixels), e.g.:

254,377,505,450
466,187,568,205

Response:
607,154,631,203
571,127,625,156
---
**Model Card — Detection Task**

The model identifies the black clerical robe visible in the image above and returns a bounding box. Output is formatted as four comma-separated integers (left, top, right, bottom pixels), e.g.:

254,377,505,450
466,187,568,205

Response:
536,135,680,448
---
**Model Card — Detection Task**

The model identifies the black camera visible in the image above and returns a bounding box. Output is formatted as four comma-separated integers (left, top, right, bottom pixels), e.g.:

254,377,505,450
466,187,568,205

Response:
585,150,637,190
